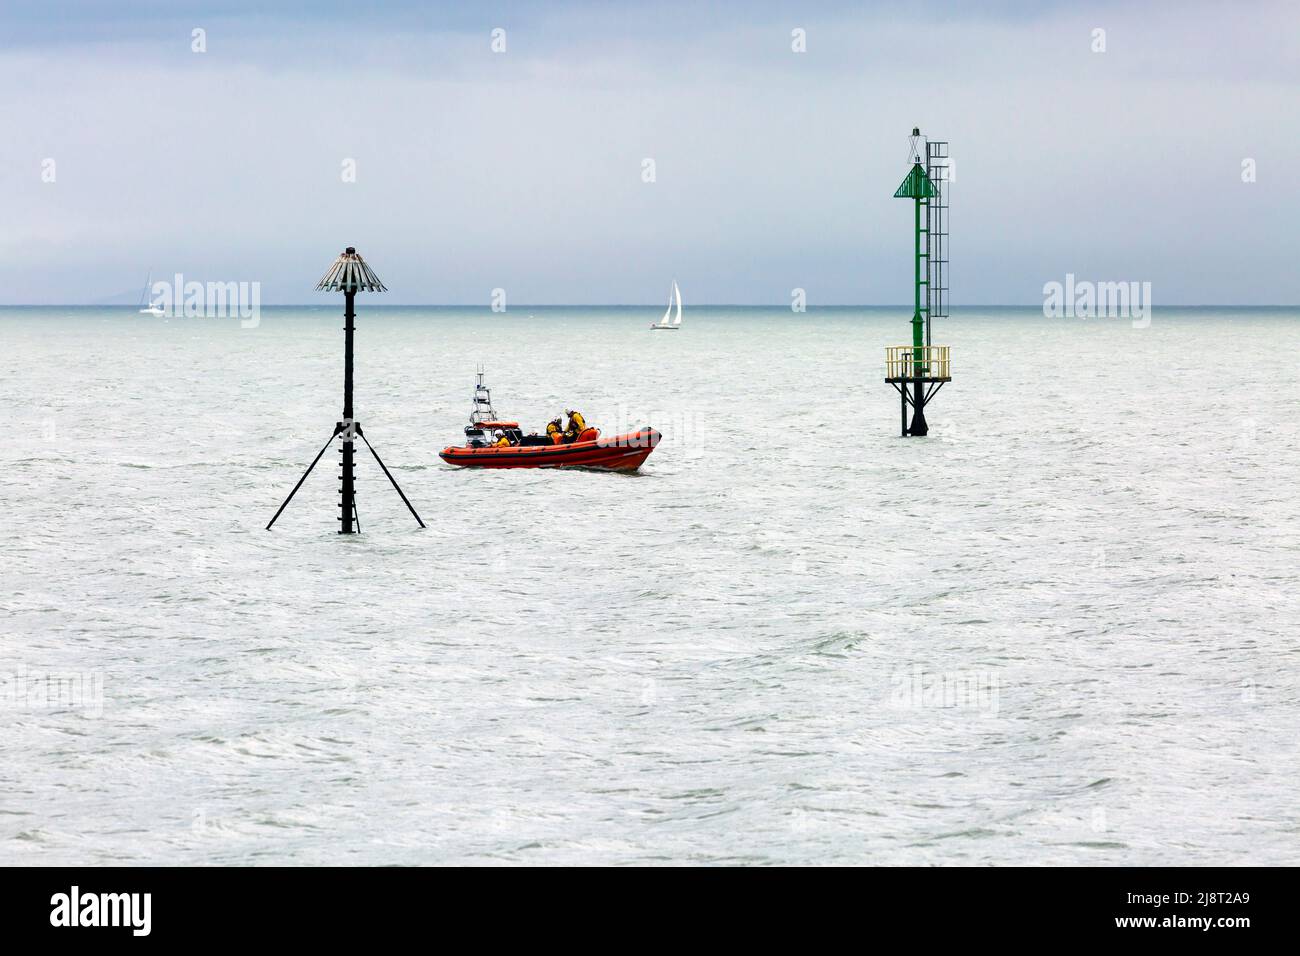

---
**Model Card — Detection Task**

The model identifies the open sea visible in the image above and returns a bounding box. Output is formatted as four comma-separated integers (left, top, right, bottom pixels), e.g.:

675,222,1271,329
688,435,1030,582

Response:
4,305,1299,865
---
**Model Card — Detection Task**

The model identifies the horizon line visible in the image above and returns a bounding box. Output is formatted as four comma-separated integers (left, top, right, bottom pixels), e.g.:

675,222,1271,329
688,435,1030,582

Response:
4,303,1299,309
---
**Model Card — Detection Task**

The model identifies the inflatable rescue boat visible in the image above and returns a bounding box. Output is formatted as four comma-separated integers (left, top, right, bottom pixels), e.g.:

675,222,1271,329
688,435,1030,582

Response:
439,372,661,472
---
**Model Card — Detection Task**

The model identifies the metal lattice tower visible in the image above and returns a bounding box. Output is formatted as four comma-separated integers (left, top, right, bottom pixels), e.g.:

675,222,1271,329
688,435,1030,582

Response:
470,366,497,424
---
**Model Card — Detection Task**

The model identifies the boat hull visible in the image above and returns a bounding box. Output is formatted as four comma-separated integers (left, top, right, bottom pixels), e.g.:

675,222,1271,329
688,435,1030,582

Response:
440,427,661,471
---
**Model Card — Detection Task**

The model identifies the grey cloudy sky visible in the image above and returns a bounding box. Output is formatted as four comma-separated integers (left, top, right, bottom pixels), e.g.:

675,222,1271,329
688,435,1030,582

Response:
2,1,1297,304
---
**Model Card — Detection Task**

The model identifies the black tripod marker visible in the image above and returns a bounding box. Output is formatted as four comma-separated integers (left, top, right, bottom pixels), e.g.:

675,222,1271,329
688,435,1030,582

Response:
267,247,424,534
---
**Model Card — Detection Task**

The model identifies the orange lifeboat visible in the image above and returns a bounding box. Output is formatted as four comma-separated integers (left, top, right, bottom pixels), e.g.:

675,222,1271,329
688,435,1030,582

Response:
440,426,661,471
440,371,661,471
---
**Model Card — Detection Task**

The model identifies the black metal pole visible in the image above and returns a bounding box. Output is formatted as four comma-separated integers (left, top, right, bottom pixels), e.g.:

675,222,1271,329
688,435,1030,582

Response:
340,289,356,534
343,288,355,422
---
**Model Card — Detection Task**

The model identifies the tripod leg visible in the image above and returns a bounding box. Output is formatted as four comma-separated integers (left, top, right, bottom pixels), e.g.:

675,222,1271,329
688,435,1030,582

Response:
357,429,425,529
266,428,339,530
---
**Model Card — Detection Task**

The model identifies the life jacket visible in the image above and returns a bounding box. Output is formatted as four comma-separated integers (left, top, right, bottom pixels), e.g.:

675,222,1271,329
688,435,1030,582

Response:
567,411,587,433
495,436,511,447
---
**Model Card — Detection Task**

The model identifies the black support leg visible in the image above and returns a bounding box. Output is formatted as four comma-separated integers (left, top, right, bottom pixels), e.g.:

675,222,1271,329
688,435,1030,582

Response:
266,426,340,530
358,427,425,529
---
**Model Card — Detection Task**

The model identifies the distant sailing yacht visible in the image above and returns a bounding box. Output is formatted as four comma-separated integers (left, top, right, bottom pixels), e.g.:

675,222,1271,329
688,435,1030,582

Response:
650,280,682,330
137,272,166,316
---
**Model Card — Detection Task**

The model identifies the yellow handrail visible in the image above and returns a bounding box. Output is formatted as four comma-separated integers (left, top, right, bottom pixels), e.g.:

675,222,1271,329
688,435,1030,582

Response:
885,345,950,379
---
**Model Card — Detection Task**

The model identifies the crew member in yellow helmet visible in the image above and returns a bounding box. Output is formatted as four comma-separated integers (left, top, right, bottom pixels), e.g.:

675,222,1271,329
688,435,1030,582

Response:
563,409,587,443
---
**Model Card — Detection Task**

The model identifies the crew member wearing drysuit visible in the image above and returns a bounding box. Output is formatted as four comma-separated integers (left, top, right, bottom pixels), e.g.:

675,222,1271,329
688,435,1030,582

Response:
546,418,564,444
562,409,588,443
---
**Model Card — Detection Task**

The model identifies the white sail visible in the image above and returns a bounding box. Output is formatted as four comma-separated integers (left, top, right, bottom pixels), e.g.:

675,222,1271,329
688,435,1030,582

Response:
138,271,165,315
658,284,673,327
650,279,682,329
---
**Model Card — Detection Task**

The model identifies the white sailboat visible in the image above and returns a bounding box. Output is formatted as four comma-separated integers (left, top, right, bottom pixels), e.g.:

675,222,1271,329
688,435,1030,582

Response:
650,280,682,330
138,272,166,316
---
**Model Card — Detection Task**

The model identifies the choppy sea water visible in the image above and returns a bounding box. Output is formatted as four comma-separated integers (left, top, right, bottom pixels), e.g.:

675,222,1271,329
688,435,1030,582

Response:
4,305,1299,866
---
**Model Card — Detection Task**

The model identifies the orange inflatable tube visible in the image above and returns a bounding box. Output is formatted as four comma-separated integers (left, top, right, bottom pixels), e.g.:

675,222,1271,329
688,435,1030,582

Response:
441,427,661,471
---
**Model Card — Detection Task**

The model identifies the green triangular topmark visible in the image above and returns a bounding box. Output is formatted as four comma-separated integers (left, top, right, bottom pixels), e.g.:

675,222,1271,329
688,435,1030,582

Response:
893,162,935,199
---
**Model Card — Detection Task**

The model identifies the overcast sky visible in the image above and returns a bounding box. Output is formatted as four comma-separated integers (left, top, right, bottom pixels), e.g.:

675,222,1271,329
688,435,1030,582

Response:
2,1,1297,304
